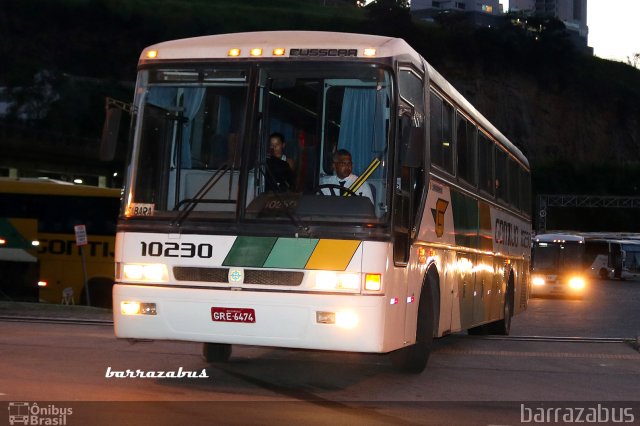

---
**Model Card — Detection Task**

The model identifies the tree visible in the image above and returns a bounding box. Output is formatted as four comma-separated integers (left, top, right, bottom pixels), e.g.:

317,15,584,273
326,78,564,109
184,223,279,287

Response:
627,53,640,69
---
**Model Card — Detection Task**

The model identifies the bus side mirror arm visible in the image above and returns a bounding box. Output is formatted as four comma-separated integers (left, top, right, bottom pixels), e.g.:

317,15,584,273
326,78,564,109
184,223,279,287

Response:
100,97,133,161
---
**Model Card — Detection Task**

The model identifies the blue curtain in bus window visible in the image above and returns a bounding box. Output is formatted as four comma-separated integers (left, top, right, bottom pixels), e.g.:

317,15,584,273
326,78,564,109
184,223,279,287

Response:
338,88,386,176
147,87,205,168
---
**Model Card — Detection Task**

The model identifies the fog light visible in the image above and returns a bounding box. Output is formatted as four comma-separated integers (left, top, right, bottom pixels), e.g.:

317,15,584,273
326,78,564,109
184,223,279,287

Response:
121,302,157,316
316,311,335,324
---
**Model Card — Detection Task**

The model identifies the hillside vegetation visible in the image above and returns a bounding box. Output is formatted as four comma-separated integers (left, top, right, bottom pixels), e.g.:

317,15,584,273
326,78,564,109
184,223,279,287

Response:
2,0,640,209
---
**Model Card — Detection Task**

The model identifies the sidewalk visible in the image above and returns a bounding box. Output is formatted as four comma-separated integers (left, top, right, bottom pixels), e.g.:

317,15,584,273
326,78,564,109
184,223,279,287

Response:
0,301,112,322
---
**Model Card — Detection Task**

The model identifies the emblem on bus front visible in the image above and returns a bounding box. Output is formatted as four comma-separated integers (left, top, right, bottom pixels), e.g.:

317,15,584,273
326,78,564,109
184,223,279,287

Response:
228,268,244,284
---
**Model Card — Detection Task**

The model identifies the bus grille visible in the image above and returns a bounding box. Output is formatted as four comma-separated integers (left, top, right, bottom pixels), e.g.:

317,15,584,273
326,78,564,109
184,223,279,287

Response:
173,267,304,286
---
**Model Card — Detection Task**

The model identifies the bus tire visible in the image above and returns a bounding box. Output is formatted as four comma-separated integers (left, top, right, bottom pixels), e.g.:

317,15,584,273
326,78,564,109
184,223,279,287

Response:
487,274,514,336
202,343,232,363
391,270,438,374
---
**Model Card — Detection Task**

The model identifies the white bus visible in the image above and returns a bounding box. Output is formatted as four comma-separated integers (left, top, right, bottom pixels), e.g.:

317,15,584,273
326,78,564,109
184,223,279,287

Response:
104,31,531,373
584,237,640,280
531,233,588,297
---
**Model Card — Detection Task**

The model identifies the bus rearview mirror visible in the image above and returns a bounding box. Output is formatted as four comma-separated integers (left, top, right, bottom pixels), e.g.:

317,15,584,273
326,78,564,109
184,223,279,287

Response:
100,107,121,161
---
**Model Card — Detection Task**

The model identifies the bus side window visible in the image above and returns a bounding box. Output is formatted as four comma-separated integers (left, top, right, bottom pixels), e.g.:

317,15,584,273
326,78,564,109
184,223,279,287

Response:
495,148,508,203
478,132,494,196
442,101,454,175
508,159,520,209
519,166,531,214
456,112,477,186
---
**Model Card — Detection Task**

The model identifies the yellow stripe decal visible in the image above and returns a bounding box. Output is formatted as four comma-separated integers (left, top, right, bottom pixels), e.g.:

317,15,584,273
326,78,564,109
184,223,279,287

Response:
305,239,361,271
346,157,381,196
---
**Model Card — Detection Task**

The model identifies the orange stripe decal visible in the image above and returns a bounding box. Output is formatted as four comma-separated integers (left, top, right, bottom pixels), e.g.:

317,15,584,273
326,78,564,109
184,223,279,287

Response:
305,239,361,271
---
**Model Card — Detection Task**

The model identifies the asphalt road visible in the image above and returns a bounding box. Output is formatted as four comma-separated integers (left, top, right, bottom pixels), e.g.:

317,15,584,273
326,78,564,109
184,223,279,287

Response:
1,278,639,425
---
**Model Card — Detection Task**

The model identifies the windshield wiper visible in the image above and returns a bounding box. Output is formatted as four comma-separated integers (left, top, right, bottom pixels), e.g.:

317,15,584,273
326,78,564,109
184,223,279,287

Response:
172,163,231,227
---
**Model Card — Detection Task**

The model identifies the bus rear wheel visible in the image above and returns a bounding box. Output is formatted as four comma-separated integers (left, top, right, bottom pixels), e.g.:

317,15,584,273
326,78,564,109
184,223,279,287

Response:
391,273,438,374
487,277,514,336
202,343,232,363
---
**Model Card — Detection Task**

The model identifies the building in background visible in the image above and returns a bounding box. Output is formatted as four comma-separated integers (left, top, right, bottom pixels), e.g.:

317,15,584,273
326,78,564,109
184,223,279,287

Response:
510,0,589,49
411,0,503,14
411,0,504,26
412,0,590,54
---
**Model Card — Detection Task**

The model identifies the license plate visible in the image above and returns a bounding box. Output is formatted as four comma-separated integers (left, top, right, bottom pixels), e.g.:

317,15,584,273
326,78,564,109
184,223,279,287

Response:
211,307,256,323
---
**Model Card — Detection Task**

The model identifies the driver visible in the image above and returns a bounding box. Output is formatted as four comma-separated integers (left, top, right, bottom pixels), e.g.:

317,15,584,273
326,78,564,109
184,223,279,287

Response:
320,149,373,203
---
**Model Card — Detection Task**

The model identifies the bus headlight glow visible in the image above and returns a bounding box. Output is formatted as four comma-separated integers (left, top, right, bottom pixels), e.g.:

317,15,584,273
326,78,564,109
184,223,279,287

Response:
122,264,168,283
315,271,360,291
532,276,545,286
146,50,158,59
568,276,586,290
121,301,157,316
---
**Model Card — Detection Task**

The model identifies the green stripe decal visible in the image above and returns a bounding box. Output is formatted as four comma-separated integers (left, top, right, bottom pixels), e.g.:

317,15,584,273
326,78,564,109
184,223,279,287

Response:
451,190,479,249
263,238,320,269
223,236,278,267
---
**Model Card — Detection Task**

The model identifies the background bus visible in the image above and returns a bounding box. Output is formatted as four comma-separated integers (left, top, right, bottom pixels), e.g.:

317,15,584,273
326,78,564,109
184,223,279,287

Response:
0,178,120,306
105,31,531,373
584,237,640,280
531,233,587,297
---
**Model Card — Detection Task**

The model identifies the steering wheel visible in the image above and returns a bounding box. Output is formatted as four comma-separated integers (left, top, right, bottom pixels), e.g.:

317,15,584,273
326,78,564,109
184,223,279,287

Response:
314,183,357,197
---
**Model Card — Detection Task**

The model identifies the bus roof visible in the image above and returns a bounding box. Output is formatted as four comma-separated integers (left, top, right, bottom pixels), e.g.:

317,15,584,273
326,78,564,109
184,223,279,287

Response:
534,233,585,243
0,178,121,198
139,31,418,62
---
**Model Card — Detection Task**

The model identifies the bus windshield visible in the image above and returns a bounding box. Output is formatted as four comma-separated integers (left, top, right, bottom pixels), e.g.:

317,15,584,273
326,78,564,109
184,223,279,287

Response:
532,241,584,272
127,62,391,226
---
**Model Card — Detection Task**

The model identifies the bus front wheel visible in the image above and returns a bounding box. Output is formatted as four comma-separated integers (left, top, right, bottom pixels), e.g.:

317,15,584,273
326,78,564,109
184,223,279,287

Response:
202,343,232,363
391,272,438,374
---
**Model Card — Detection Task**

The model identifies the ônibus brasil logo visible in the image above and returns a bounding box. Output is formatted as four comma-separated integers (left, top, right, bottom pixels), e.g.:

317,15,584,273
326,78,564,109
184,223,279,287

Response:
8,402,73,425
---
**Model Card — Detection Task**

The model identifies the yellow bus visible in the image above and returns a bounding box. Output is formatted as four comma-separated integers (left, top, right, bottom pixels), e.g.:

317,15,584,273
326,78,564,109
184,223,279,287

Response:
104,31,531,372
0,178,121,306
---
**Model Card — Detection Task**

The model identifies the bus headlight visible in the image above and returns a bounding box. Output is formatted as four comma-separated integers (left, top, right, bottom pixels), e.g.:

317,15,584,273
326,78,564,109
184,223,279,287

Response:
532,276,545,286
568,276,586,290
314,271,360,291
121,263,168,283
